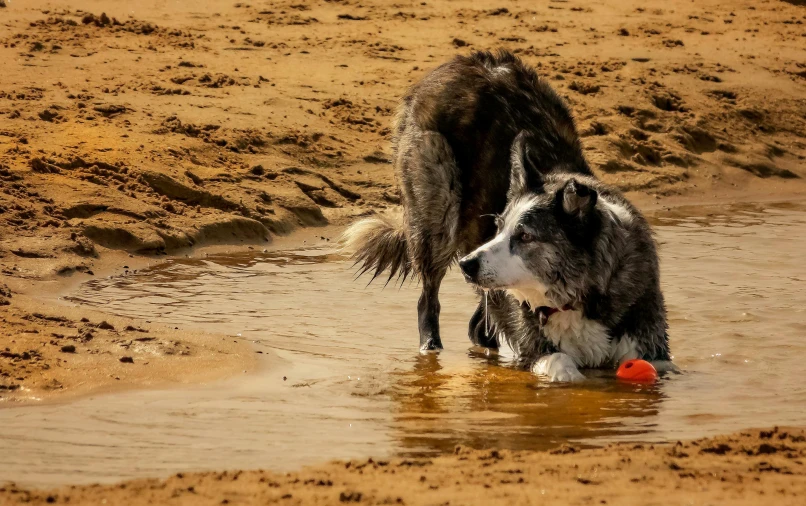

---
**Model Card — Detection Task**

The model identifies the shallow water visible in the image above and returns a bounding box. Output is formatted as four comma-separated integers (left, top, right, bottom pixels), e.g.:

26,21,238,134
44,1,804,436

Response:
2,202,806,487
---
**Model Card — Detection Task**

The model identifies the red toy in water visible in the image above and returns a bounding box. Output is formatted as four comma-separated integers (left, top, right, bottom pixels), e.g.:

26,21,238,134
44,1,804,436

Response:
616,359,658,383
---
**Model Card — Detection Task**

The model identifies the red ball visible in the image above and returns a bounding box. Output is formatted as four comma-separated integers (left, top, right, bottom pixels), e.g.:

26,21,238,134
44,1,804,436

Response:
616,359,658,383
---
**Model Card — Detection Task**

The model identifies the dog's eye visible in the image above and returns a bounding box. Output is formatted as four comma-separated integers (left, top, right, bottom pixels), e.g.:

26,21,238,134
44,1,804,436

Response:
518,231,535,243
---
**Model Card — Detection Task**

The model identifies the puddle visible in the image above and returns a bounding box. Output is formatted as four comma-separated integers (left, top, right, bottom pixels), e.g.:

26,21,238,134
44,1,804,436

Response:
2,202,806,487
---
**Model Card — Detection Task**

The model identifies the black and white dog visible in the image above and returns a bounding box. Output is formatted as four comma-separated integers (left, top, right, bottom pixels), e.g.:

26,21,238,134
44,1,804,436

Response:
343,50,672,381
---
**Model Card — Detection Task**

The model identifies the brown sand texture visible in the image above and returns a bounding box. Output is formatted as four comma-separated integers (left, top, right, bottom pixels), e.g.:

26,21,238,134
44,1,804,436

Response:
3,427,805,505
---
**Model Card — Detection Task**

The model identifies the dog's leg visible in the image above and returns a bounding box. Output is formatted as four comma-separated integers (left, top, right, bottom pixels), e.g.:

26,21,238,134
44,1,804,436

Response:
397,129,461,352
532,353,585,382
468,300,496,348
650,360,680,374
418,268,446,351
468,293,500,349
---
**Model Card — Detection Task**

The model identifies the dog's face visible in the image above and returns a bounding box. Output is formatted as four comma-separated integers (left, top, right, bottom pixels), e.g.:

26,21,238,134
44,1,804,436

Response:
458,134,601,307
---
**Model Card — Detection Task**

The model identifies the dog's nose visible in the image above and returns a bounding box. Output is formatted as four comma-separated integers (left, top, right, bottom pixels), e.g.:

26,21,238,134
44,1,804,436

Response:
459,255,480,280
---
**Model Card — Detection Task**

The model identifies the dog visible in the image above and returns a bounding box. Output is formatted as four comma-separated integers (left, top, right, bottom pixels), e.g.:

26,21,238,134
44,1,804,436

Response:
342,50,672,381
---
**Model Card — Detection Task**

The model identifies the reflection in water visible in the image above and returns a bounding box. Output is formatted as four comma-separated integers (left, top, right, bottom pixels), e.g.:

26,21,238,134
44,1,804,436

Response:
390,354,663,455
1,202,805,486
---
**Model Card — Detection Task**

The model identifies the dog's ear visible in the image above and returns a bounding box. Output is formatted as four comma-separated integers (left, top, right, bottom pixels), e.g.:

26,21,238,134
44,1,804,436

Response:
560,179,597,218
508,131,544,201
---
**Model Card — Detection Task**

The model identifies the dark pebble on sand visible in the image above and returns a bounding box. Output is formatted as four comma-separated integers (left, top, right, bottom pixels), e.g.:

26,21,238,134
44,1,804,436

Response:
60,345,76,353
119,356,134,363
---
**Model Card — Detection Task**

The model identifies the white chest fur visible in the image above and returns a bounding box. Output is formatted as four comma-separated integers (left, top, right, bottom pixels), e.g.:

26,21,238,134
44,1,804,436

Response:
505,289,638,368
543,310,636,368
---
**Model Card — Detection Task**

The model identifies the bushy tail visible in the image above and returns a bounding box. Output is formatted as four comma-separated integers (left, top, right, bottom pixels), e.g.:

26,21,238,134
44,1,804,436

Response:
340,216,412,285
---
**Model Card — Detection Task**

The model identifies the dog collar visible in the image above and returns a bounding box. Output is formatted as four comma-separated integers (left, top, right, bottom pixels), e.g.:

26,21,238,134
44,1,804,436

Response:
536,304,575,326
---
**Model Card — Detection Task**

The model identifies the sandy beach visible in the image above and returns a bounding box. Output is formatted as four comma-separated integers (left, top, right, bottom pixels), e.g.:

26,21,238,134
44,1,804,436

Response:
2,0,806,502
3,427,805,505
3,0,806,401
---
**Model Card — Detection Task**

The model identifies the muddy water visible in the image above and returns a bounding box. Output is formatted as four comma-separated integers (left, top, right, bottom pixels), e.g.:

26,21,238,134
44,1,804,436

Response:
3,202,806,487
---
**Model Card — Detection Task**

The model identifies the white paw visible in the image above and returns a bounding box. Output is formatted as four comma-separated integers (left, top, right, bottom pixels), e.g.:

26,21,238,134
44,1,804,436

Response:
550,365,586,382
532,353,585,382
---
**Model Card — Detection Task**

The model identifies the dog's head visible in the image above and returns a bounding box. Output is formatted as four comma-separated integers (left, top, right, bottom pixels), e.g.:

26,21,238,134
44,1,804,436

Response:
459,132,611,308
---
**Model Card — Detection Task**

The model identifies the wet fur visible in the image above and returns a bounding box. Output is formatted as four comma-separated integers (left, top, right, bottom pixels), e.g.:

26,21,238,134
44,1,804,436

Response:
342,50,671,376
466,173,671,378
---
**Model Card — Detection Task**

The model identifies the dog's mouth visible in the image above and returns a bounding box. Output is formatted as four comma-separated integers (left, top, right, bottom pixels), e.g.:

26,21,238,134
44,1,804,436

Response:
460,271,480,284
458,255,510,289
462,275,508,291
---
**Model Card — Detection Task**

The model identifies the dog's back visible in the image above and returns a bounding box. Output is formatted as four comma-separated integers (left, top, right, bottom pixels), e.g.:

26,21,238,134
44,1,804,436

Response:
393,50,592,252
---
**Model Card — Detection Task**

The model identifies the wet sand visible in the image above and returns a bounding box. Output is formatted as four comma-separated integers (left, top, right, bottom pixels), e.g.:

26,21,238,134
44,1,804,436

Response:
0,285,256,403
3,427,805,505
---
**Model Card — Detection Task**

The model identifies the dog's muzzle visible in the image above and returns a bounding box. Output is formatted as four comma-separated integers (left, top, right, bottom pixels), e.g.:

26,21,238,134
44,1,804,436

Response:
458,255,480,282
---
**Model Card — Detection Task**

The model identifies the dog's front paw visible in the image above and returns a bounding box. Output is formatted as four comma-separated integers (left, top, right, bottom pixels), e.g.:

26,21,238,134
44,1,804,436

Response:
533,353,585,382
549,365,585,382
